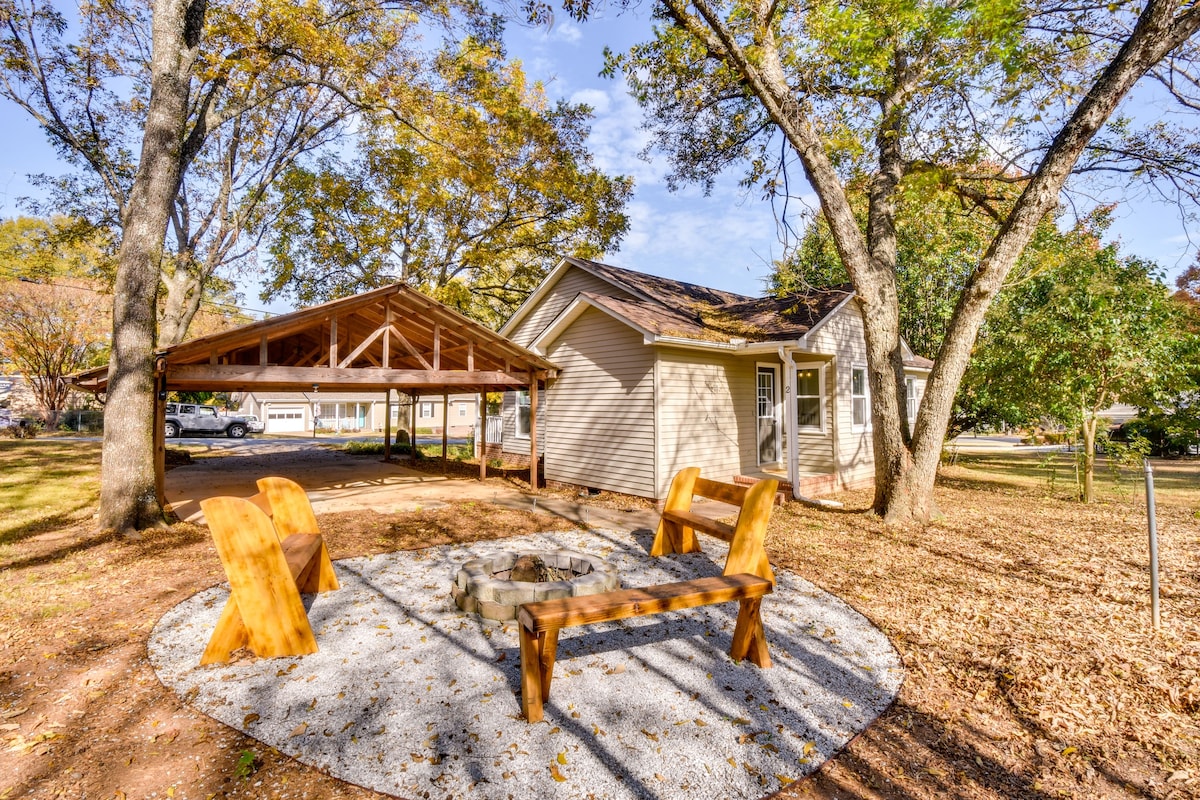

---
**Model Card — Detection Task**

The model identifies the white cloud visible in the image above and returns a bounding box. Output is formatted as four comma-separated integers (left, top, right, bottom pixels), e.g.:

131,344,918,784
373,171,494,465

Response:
545,20,583,44
605,184,786,297
568,88,610,115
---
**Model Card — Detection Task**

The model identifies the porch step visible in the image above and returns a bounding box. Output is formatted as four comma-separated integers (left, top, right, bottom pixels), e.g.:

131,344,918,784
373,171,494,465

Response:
732,475,791,505
734,472,842,502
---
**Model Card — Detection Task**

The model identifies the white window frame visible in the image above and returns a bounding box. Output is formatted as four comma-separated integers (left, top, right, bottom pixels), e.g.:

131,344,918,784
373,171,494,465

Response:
851,365,870,431
515,390,531,439
420,401,433,418
794,361,825,435
906,377,918,423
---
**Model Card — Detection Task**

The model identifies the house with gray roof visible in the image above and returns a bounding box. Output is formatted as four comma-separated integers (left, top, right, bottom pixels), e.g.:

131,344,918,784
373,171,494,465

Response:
498,257,933,500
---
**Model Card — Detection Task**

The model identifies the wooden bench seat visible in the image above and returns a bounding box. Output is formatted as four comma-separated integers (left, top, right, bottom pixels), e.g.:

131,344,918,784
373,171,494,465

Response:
200,477,338,665
517,468,780,723
658,508,735,542
519,574,772,722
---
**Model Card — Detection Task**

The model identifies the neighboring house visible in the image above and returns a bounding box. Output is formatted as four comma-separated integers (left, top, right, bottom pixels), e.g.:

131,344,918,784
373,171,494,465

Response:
497,257,933,500
237,391,478,435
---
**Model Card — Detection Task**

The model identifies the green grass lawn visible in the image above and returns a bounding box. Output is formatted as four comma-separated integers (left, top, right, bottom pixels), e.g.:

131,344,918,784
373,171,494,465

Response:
0,440,102,547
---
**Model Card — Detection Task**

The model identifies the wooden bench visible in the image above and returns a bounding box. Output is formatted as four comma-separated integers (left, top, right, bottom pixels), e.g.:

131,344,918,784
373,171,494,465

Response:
199,477,339,665
517,472,780,723
652,467,779,584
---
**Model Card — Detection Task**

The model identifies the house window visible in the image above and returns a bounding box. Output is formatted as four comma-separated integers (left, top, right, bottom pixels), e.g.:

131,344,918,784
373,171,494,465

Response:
851,366,869,429
906,378,918,422
796,366,822,432
515,391,531,438
420,401,433,418
458,404,467,417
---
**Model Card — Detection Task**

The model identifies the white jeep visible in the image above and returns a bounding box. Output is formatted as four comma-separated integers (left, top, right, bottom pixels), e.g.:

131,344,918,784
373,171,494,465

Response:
164,403,251,439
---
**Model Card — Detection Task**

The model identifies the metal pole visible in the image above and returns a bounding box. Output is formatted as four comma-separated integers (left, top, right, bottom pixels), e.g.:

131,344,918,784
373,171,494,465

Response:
1143,460,1161,630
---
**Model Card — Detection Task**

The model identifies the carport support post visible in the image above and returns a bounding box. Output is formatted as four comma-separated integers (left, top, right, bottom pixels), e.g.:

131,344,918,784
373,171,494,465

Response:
410,394,418,453
442,390,449,469
383,389,392,462
529,374,538,491
478,393,487,481
153,368,167,507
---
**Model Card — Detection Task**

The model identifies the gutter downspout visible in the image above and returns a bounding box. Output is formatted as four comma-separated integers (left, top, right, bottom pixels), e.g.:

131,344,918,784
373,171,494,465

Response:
778,346,799,500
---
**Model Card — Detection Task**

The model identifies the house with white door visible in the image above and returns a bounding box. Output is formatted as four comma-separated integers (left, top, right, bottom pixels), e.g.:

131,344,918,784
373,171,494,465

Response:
237,391,478,435
496,257,933,500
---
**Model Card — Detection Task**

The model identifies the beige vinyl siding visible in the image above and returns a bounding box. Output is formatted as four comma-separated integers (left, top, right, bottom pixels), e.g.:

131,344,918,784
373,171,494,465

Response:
542,307,657,498
654,348,759,498
805,305,874,489
507,266,636,347
500,388,547,456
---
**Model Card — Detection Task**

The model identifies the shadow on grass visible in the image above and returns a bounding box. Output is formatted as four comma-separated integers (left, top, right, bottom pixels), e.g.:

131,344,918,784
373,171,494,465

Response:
0,507,98,547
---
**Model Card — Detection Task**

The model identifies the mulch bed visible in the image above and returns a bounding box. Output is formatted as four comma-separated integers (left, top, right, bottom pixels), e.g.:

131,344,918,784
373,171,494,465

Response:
1,459,1197,799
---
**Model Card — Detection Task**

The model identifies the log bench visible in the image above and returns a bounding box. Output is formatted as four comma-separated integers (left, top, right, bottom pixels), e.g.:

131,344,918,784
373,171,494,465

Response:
199,477,339,665
517,470,780,723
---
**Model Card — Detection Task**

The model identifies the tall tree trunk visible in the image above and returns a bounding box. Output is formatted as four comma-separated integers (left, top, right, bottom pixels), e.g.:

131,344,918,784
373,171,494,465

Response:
670,0,1200,525
97,0,205,533
159,262,204,346
1081,416,1098,503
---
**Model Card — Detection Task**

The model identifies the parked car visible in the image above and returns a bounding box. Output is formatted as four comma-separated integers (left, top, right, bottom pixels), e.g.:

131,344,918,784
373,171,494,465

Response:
164,403,251,438
242,414,265,433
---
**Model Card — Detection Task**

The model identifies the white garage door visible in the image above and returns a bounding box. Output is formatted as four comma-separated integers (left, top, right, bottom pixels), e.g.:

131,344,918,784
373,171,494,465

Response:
266,406,306,433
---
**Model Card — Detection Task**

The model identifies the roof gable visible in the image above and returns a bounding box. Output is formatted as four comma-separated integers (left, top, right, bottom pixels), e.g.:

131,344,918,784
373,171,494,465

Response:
73,283,558,394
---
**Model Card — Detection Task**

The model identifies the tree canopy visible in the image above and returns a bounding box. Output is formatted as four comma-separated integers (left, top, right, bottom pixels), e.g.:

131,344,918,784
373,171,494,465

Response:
964,224,1199,500
578,0,1200,523
260,40,632,326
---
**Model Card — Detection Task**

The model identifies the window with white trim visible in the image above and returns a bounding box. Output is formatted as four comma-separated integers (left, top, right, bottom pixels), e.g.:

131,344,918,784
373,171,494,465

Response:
851,366,869,429
906,378,918,422
795,365,823,432
420,401,433,418
515,391,531,438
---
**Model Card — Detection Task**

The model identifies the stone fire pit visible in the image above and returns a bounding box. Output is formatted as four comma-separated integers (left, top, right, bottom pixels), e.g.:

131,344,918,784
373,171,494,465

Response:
451,549,620,621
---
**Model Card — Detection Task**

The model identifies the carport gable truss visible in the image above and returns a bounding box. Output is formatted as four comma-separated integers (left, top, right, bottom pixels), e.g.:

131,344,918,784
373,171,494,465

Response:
73,283,559,394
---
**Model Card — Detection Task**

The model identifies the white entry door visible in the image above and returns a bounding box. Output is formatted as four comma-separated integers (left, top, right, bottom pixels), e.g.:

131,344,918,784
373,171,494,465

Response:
756,366,780,464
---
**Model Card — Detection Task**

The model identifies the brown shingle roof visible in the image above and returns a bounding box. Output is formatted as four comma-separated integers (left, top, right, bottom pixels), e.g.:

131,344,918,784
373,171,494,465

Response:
569,257,854,343
566,257,755,308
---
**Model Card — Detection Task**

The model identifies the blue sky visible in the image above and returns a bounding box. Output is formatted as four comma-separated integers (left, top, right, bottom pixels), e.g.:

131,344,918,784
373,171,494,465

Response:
0,5,1195,312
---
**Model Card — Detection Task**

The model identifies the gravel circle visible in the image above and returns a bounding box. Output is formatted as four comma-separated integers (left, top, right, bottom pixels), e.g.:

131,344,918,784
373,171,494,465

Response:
149,529,903,799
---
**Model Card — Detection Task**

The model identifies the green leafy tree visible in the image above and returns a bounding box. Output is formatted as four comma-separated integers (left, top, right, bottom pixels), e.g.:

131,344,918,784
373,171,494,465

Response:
0,0,486,531
261,40,632,325
772,180,1068,360
968,231,1198,501
562,0,1200,524
0,218,111,426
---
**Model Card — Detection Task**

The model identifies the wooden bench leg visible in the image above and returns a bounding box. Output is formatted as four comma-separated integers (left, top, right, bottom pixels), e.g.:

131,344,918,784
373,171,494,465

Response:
731,597,772,669
294,540,339,593
652,466,703,556
519,625,560,722
201,598,249,665
651,518,701,556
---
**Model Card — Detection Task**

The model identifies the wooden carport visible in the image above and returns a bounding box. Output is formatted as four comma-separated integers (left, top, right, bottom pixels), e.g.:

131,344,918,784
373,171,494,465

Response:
72,283,558,506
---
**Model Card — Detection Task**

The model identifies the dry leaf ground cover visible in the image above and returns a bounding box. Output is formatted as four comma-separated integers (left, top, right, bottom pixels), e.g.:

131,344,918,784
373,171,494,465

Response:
0,440,1197,800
